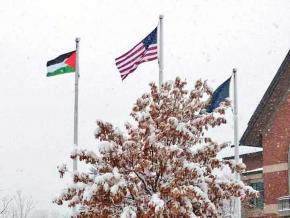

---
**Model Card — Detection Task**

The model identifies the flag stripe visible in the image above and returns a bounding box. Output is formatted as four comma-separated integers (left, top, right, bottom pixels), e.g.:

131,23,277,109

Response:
143,48,158,57
116,44,144,65
139,56,157,64
121,68,136,79
118,52,145,72
115,43,143,61
121,74,129,80
47,66,75,77
115,27,158,80
117,45,157,72
47,61,67,73
117,47,146,69
120,64,139,75
119,49,158,75
120,51,157,76
119,52,147,73
116,42,142,60
47,51,75,67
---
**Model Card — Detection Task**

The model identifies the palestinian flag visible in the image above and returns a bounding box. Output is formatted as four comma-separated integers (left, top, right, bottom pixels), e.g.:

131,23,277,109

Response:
46,51,76,77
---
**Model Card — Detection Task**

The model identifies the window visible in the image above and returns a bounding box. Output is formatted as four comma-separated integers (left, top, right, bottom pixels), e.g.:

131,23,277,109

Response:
278,196,290,211
250,182,264,209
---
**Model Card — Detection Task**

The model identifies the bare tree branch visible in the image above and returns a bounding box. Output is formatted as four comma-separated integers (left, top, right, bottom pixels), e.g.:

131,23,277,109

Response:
0,198,12,215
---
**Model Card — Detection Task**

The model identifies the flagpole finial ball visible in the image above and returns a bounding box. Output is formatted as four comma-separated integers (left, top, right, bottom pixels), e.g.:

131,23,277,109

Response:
233,68,237,73
159,14,164,19
75,38,80,43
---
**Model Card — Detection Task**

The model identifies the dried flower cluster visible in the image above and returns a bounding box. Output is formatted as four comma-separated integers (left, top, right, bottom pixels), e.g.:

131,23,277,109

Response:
54,78,258,217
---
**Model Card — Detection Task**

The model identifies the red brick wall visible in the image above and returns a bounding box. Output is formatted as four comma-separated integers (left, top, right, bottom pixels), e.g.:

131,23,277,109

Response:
263,93,290,166
243,152,263,171
262,93,290,210
264,170,288,204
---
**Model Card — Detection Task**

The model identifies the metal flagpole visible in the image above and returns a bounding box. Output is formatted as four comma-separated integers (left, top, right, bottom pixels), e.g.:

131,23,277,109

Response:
158,15,164,87
233,68,241,218
73,37,80,172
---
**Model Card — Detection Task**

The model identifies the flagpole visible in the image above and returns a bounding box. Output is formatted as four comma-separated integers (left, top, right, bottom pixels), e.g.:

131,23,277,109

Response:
158,15,164,87
233,68,241,218
73,38,80,173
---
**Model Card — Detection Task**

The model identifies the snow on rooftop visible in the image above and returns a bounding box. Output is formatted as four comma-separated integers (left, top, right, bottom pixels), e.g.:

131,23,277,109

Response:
218,145,263,159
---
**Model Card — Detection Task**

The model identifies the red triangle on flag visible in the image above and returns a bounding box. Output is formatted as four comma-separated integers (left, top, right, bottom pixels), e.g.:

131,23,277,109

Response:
65,52,76,68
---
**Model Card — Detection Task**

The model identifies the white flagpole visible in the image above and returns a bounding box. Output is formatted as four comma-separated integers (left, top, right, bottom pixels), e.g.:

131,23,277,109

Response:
73,38,80,172
233,68,241,218
158,15,164,87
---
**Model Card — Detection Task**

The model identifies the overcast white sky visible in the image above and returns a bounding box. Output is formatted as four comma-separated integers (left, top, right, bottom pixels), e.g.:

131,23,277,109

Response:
0,0,289,215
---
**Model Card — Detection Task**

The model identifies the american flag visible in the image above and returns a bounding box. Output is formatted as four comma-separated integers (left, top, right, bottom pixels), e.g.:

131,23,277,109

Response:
115,27,158,80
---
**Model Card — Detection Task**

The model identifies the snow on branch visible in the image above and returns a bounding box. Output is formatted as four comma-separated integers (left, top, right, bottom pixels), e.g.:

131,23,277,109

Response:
55,78,258,217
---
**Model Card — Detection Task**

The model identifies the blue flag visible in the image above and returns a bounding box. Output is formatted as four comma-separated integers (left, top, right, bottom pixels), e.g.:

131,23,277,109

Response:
206,77,231,113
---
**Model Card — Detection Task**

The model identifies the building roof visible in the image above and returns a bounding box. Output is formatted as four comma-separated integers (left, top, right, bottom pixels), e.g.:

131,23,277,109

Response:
218,145,263,159
240,50,290,147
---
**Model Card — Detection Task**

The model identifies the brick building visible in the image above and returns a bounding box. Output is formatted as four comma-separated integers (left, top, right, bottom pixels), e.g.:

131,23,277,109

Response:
240,50,290,217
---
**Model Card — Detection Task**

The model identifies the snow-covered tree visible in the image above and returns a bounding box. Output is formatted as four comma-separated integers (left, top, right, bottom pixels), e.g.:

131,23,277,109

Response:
54,78,258,217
